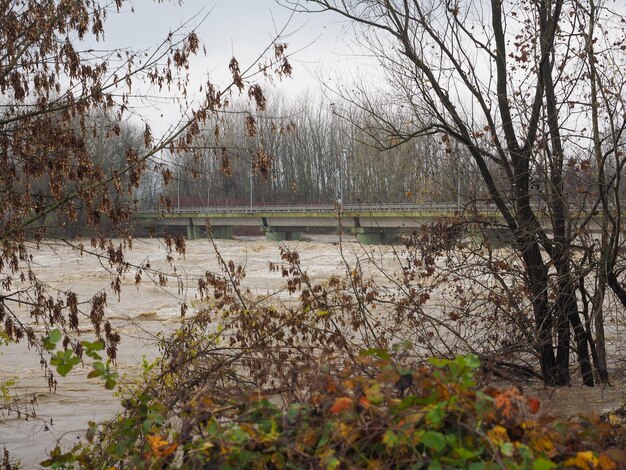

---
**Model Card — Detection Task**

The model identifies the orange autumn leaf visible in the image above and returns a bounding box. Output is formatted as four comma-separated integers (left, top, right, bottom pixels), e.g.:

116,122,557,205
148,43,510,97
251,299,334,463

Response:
494,387,523,420
311,393,323,406
146,434,178,458
330,396,352,414
599,454,617,470
527,397,541,414
359,395,372,409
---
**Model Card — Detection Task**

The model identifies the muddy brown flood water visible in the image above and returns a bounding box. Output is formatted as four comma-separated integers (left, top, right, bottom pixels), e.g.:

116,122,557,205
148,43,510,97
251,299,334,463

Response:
1,235,625,467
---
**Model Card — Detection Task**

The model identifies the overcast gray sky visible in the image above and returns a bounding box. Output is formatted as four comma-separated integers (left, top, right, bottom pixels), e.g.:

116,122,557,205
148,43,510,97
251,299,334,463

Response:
95,1,368,134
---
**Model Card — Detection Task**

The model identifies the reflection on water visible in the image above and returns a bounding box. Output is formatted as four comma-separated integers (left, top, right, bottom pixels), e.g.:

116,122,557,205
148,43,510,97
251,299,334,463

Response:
1,235,624,467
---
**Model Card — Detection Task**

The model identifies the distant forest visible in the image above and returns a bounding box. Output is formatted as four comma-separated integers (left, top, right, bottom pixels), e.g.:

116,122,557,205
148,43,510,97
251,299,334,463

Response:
43,91,626,238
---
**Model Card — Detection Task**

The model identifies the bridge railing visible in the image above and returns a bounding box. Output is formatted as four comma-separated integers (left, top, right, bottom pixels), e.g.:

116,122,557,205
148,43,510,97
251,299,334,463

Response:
137,202,502,215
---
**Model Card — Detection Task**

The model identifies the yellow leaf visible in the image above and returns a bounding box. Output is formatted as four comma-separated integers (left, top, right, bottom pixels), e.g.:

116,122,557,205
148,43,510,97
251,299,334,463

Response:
606,412,625,425
487,425,509,445
563,451,599,470
367,459,386,470
531,434,555,456
240,423,257,437
365,383,384,405
145,434,178,458
337,422,358,444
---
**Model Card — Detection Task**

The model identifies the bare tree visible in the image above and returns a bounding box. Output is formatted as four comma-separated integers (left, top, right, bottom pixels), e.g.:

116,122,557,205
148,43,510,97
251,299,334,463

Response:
0,0,291,389
298,0,626,386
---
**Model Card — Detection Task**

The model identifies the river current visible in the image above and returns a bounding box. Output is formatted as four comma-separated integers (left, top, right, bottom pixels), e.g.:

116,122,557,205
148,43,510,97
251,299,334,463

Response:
1,235,625,467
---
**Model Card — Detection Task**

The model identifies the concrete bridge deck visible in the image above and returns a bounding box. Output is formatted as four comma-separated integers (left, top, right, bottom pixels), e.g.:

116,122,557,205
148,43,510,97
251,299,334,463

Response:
133,203,500,244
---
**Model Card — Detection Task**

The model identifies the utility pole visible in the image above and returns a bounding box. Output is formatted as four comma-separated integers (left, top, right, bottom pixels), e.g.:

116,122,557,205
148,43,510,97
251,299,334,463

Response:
250,169,253,213
340,149,346,206
335,149,346,207
177,175,180,212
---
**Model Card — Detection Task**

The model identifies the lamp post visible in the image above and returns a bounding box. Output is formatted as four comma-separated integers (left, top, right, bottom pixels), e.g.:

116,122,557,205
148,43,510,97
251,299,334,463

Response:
335,149,346,207
340,149,346,206
250,169,253,213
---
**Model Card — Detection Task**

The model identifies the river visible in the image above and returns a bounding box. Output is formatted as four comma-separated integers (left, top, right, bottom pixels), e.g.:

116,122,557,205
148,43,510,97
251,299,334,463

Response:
1,235,625,467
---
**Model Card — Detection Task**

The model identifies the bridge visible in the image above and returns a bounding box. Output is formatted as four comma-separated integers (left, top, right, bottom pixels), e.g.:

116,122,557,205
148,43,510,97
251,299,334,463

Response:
134,203,499,244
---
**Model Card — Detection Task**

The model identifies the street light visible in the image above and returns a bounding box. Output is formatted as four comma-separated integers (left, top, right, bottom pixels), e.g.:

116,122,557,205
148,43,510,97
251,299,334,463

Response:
340,149,346,205
335,149,346,207
250,169,253,213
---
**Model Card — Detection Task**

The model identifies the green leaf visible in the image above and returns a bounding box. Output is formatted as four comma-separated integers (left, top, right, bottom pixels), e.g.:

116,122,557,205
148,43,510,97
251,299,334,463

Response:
532,458,556,470
429,460,442,470
383,430,400,448
317,422,333,448
49,329,62,343
81,339,105,351
455,447,483,460
42,329,62,351
468,463,486,470
326,456,341,470
50,350,80,377
392,340,412,352
104,377,116,390
422,431,446,452
82,340,105,360
429,357,450,368
426,403,446,425
359,348,391,361
500,441,515,457
87,369,104,379
85,421,97,443
460,353,481,371
56,363,73,377
227,427,249,444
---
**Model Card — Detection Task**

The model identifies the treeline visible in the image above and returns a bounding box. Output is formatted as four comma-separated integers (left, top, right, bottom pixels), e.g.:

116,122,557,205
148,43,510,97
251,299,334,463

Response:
152,92,623,211
36,93,625,228
155,93,487,208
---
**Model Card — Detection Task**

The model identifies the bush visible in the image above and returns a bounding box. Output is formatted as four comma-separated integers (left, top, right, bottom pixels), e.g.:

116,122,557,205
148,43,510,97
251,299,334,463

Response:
44,353,626,469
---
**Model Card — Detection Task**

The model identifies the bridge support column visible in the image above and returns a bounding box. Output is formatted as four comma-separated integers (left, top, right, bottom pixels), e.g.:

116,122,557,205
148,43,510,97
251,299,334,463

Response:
263,226,303,242
352,227,399,245
208,225,232,239
187,224,204,240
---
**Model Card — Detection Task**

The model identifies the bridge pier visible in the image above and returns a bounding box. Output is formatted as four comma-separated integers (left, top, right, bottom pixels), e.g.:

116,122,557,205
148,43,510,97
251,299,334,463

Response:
187,224,203,240
187,223,233,240
352,227,399,245
209,225,232,240
263,226,303,242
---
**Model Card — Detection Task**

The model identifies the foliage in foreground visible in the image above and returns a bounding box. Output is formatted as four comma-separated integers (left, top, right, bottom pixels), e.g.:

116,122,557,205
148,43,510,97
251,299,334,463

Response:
44,354,626,469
